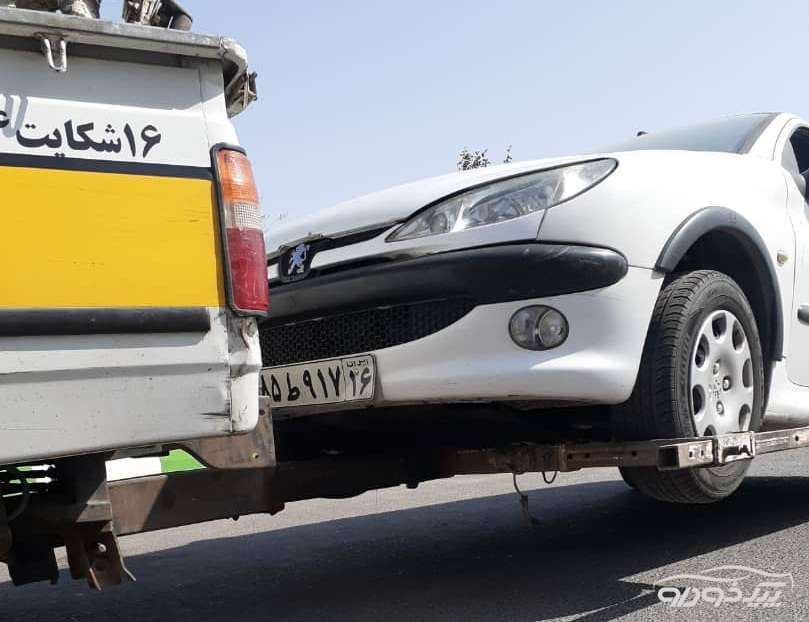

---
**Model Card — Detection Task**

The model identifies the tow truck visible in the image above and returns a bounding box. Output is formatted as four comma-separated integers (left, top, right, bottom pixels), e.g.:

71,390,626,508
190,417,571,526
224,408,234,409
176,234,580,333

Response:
5,4,809,594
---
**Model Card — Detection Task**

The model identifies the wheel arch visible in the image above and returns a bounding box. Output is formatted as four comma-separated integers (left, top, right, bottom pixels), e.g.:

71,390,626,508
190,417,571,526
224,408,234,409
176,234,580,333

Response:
655,206,783,362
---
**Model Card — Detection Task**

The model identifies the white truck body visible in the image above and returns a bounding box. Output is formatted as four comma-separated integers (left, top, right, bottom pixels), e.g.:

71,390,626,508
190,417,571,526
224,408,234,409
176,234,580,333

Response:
0,8,262,465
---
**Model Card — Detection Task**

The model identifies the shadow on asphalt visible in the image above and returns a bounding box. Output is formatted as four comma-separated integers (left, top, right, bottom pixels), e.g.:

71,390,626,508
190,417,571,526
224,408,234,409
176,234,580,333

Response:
3,475,809,621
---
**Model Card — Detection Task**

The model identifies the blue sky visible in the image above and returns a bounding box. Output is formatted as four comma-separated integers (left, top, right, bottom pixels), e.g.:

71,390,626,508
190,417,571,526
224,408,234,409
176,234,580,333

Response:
104,1,803,228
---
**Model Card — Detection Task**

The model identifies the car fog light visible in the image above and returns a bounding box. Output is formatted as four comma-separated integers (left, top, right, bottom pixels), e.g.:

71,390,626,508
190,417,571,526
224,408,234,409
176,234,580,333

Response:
509,306,569,350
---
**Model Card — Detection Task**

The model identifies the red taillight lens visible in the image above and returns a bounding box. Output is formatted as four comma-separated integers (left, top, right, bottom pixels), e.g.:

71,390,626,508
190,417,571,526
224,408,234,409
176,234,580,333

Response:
216,149,269,315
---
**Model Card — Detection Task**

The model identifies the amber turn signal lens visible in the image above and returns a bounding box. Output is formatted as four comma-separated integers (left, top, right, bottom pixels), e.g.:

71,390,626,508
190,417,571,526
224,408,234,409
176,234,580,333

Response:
216,149,269,314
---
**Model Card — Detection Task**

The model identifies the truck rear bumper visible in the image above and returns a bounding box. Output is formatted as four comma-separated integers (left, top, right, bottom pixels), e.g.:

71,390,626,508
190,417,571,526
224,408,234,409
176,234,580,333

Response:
0,309,261,465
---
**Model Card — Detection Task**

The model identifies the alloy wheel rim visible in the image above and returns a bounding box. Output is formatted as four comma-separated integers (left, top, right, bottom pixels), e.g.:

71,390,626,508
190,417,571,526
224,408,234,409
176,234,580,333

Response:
689,309,754,436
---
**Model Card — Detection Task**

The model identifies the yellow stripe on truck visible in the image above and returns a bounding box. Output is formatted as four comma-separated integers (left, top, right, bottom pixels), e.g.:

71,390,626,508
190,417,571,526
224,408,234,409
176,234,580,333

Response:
0,165,226,308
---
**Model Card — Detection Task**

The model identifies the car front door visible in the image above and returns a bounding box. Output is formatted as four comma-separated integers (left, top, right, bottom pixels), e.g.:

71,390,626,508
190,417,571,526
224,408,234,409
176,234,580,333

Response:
781,125,809,386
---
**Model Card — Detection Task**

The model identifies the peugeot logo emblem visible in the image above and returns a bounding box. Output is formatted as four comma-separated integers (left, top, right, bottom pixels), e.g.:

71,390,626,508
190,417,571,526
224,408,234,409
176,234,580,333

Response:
288,243,309,276
280,242,315,282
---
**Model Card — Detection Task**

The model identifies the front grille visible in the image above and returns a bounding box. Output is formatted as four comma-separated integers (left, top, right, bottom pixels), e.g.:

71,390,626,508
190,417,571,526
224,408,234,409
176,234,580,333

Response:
260,299,475,367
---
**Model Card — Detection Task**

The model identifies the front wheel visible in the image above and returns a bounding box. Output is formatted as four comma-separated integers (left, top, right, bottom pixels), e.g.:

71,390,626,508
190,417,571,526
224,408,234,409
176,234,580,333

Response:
612,270,765,503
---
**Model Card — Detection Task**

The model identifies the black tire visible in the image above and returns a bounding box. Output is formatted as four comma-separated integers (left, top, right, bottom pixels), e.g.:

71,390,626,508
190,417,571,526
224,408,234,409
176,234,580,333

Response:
612,270,766,504
619,466,640,490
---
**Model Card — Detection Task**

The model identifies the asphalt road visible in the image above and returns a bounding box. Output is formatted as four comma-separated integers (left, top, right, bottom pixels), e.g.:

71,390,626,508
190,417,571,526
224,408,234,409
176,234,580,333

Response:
4,452,809,621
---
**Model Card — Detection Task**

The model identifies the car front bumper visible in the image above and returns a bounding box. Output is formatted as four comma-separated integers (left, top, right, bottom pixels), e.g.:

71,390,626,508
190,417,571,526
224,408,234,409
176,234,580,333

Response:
261,243,662,415
373,266,660,405
268,242,629,323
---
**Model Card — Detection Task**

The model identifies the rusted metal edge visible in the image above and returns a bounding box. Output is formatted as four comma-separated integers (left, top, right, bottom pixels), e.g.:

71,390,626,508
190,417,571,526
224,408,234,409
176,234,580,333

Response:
102,426,809,538
176,397,275,470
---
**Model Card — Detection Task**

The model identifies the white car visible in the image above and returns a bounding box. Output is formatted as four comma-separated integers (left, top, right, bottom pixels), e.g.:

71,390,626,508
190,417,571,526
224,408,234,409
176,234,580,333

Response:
262,113,809,504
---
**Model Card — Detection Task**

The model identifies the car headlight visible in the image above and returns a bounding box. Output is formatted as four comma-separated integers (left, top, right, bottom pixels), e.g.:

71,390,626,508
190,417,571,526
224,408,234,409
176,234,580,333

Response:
387,158,617,242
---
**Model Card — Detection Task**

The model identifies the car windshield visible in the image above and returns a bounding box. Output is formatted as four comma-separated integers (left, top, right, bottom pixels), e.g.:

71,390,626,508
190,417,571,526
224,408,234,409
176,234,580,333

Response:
603,114,773,154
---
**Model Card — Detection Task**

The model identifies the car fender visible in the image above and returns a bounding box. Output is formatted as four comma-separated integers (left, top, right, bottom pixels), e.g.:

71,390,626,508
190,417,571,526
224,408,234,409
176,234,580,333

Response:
537,150,793,361
656,206,784,360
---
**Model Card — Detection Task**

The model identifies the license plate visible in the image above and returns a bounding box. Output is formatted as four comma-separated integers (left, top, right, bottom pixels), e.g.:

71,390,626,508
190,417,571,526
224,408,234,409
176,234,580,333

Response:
262,355,376,408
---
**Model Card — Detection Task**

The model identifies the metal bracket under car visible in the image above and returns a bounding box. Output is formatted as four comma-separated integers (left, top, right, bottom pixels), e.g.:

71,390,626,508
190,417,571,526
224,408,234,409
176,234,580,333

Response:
0,398,275,590
446,432,756,475
105,426,807,544
6,408,809,591
3,454,135,589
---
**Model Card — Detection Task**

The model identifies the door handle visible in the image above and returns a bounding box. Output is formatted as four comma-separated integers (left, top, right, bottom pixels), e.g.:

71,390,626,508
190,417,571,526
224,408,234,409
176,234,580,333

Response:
798,306,809,325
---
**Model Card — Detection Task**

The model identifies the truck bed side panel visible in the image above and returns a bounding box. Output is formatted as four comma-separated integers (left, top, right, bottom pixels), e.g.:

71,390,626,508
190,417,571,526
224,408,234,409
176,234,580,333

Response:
0,47,251,464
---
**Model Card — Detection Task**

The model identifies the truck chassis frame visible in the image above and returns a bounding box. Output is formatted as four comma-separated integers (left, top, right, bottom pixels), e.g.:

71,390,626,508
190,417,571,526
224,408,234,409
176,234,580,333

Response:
3,398,806,589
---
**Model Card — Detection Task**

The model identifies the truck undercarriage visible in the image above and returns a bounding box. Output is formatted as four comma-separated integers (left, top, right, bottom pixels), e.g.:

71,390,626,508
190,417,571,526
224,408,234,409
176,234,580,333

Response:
2,396,802,590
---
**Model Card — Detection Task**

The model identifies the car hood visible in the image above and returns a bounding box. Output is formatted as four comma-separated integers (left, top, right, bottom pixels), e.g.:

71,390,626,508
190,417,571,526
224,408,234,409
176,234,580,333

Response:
264,154,601,254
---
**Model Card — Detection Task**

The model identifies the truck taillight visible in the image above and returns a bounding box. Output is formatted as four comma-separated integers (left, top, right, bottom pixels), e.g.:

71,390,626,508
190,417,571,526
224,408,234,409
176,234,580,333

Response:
215,147,269,315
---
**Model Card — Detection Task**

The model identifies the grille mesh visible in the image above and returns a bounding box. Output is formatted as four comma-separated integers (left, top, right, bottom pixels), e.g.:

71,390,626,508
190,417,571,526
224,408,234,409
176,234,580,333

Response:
260,299,475,367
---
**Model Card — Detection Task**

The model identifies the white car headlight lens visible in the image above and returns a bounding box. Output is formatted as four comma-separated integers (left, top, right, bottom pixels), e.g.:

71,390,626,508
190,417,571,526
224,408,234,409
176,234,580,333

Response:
388,159,617,242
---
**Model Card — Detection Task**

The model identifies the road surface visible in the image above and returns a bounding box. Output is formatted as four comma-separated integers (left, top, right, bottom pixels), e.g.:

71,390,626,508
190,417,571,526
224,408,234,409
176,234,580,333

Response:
3,451,809,621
